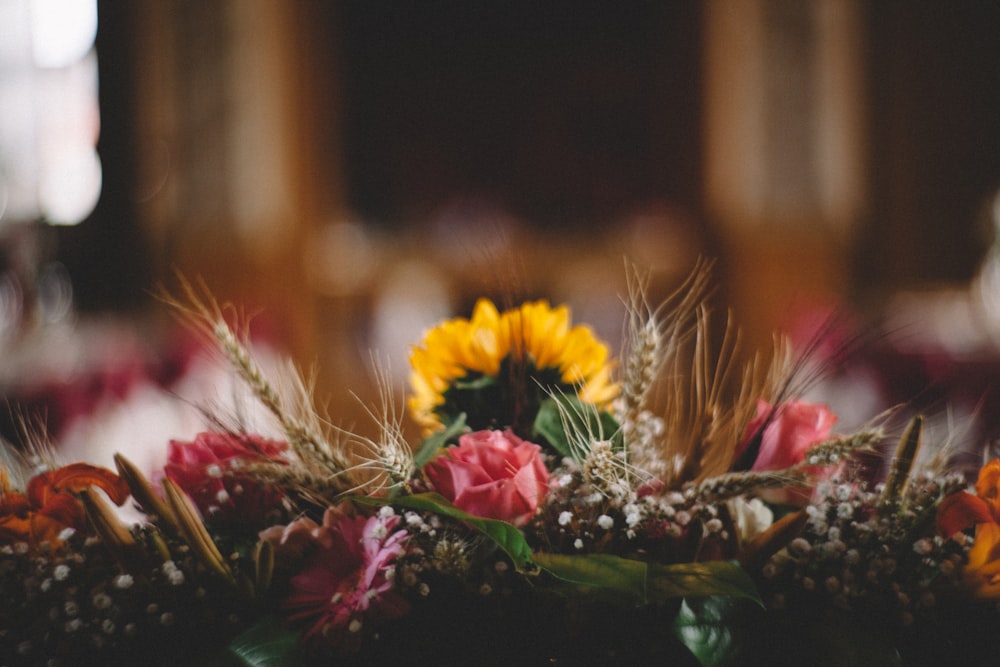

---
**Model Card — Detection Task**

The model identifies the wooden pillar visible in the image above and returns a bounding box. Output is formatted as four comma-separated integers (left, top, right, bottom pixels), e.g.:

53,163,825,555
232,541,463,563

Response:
703,0,868,345
128,0,336,361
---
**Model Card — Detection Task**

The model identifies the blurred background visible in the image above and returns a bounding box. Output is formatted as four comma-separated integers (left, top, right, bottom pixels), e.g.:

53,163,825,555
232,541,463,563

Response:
1,0,999,463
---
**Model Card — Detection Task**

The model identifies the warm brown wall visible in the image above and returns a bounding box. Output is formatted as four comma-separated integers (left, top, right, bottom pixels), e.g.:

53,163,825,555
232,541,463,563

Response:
857,1,1000,294
53,2,1000,435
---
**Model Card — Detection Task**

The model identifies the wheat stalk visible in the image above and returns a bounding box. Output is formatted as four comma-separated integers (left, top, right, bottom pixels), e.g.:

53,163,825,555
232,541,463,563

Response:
616,259,797,491
333,356,415,496
800,430,883,467
696,469,812,502
159,276,358,494
617,265,663,436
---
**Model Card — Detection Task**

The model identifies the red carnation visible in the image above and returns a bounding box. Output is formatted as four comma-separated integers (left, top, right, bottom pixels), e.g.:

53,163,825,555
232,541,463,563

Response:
163,431,288,527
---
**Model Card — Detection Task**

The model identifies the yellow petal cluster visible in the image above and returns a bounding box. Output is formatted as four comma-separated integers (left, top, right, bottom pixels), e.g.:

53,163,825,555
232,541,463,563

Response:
408,299,618,432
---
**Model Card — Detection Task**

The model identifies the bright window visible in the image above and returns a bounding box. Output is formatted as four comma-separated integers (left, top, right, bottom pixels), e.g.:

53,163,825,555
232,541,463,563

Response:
0,0,100,226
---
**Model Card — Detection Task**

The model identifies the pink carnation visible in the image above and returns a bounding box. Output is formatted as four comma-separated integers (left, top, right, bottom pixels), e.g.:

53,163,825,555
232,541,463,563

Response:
281,508,410,652
738,399,838,471
424,429,549,526
163,431,288,526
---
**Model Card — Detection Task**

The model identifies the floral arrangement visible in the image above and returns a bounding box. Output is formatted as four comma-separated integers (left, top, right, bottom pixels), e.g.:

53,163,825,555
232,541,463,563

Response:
3,265,1000,666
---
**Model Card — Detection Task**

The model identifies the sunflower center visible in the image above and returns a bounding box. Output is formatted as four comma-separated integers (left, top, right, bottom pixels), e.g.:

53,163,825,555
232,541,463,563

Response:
437,356,568,436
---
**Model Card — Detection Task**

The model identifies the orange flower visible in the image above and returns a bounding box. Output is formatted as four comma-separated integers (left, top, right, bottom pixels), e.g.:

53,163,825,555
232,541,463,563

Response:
937,459,1000,597
0,463,130,547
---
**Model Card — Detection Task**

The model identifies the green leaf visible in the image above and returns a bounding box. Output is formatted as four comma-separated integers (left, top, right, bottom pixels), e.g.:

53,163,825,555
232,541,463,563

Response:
194,617,300,666
533,552,648,604
646,560,761,605
412,413,468,469
674,597,746,667
355,493,535,572
454,374,497,391
533,395,620,459
533,553,760,607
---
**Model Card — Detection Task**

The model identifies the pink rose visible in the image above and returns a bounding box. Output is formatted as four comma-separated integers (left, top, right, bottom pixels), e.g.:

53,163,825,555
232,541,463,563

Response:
163,431,288,526
738,399,838,471
424,430,549,526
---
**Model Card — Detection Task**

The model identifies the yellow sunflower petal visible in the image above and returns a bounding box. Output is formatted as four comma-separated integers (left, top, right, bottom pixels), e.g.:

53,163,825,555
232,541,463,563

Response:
408,298,618,433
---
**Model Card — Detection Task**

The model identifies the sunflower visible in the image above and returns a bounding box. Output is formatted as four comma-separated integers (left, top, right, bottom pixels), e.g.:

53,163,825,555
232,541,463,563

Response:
408,298,618,436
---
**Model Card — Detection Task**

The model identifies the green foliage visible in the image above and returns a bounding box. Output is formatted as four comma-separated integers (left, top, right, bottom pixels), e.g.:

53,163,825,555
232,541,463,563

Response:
412,413,468,469
533,553,760,607
437,361,567,436
675,597,748,667
199,618,300,667
532,394,621,460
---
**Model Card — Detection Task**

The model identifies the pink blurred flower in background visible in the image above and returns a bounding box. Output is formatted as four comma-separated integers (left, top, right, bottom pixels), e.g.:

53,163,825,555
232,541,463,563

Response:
738,399,838,472
735,399,839,505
